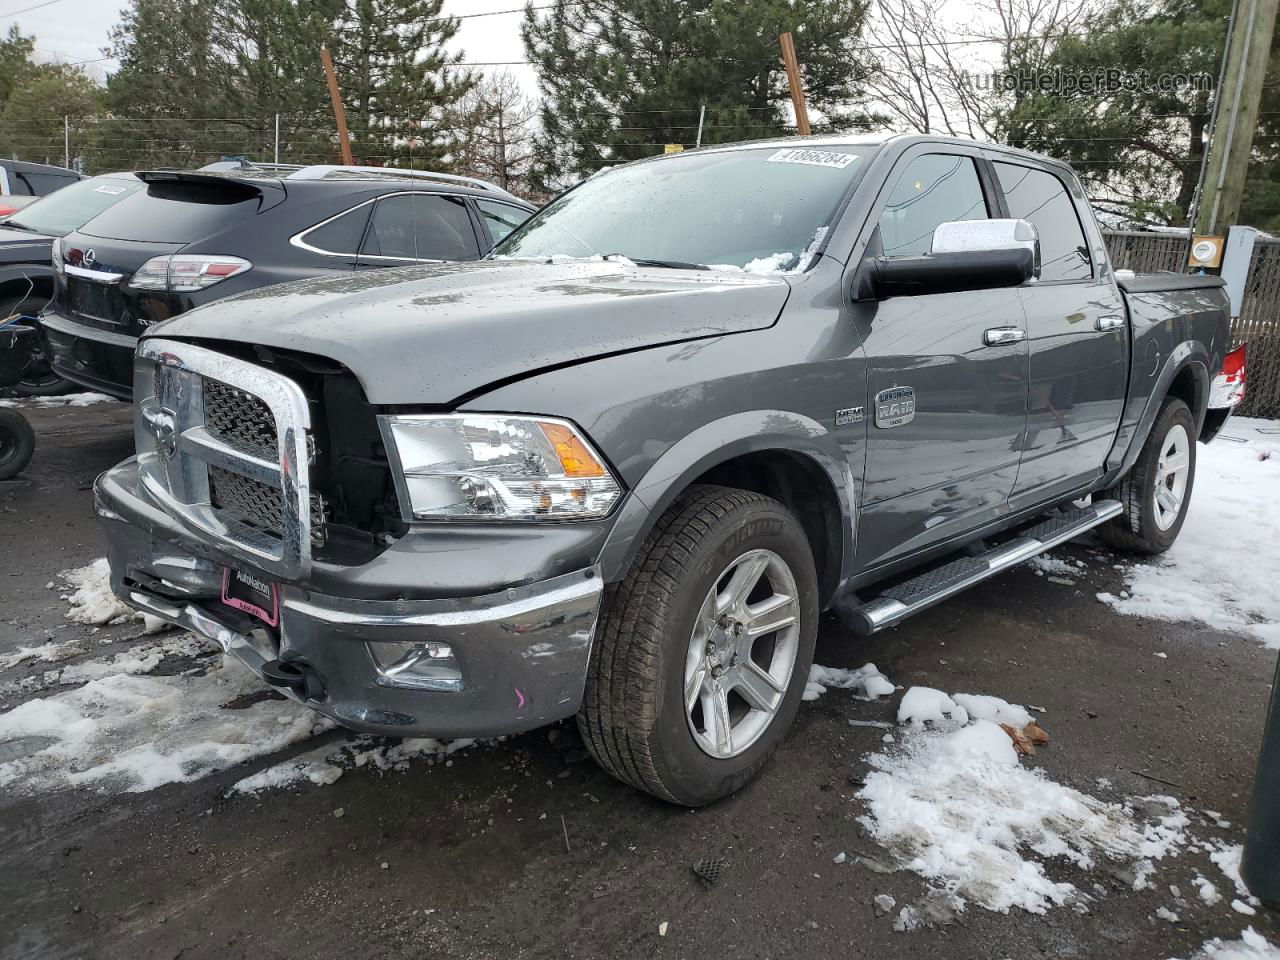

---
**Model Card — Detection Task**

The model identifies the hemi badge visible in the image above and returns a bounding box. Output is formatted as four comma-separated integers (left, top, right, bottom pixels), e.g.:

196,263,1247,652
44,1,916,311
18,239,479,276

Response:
835,406,864,426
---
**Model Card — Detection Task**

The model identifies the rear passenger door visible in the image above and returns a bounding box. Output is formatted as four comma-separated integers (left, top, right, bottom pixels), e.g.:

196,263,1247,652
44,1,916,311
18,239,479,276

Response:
989,158,1129,508
357,193,482,267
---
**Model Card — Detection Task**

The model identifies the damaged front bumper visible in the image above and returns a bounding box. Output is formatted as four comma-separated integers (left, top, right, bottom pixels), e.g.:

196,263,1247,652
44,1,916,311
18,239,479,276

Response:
94,459,604,739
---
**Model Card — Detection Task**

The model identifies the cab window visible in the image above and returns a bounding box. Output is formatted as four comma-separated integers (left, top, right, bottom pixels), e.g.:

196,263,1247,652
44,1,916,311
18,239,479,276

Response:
994,162,1092,281
878,154,989,257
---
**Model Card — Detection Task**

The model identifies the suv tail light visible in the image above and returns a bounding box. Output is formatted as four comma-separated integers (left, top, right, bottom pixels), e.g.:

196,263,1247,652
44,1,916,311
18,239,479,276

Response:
1209,343,1247,408
130,254,252,292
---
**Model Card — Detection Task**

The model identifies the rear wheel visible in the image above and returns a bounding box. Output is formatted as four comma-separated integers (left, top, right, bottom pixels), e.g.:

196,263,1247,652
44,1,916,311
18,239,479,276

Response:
0,407,35,479
578,485,818,805
1098,396,1196,555
0,295,71,396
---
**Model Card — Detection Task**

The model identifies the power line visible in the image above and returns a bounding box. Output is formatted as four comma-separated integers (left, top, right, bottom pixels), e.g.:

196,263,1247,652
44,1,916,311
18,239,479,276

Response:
0,0,64,17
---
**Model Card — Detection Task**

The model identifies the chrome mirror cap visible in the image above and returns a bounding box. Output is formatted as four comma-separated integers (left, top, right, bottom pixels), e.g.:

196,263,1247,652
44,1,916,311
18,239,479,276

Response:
931,218,1041,279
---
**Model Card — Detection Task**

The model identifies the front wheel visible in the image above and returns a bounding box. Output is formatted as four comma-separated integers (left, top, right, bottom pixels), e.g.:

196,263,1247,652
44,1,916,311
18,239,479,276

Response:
578,485,818,805
1098,396,1196,555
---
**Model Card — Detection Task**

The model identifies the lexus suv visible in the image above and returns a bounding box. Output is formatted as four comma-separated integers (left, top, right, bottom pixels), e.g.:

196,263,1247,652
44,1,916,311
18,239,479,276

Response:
40,165,535,399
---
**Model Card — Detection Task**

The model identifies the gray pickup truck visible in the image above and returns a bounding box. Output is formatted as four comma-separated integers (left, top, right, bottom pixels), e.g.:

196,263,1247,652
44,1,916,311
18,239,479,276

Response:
95,134,1242,805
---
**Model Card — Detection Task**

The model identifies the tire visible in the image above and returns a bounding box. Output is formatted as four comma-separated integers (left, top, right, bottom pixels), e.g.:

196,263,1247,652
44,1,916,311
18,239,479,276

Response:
578,485,819,806
0,407,35,479
0,296,72,396
1098,396,1196,555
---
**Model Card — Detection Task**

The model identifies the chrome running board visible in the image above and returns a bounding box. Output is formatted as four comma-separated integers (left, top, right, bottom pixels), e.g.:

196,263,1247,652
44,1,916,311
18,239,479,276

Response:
843,500,1123,635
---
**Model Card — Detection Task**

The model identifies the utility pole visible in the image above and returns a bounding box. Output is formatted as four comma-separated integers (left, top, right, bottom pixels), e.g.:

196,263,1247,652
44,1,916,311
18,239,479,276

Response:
63,116,69,169
778,33,811,136
320,47,355,166
1195,0,1280,235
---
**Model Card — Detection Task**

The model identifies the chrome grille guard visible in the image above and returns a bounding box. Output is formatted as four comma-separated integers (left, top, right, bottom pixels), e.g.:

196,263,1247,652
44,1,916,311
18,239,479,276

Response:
134,338,314,579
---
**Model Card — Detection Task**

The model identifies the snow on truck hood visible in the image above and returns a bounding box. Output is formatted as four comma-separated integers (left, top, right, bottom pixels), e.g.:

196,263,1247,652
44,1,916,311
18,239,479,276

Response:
147,258,792,405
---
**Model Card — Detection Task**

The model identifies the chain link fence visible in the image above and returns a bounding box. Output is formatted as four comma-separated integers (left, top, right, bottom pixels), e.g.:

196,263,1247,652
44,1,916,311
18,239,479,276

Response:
1102,230,1280,421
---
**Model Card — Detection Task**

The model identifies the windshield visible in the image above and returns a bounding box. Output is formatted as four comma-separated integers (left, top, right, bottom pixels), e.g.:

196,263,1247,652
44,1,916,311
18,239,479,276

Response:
6,175,144,237
495,145,870,272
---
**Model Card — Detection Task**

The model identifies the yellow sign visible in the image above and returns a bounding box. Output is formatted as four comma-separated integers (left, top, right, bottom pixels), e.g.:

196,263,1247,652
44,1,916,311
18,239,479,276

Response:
664,144,684,154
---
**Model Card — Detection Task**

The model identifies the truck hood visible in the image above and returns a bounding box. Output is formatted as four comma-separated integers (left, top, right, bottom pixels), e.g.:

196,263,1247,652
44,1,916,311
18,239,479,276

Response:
149,258,792,404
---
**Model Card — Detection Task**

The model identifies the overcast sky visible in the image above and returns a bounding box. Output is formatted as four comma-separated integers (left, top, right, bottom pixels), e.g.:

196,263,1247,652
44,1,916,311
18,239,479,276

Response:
2,0,539,93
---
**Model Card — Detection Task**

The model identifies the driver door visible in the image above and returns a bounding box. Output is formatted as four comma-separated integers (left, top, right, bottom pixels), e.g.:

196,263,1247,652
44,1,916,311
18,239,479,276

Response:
850,148,1030,571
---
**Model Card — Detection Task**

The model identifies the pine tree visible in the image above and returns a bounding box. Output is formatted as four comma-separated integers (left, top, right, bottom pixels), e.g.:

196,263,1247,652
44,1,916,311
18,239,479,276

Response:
996,0,1280,230
522,0,878,190
326,0,476,168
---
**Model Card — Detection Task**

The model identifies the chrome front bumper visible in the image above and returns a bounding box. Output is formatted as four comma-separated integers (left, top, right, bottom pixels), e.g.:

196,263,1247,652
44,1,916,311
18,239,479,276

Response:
95,460,604,738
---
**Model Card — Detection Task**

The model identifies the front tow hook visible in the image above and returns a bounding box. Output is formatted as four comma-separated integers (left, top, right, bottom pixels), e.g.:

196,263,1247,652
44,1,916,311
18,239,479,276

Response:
261,658,324,701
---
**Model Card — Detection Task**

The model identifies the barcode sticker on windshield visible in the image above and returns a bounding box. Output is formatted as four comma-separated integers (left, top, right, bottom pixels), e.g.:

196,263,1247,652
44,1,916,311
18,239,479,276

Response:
93,184,128,195
766,148,857,170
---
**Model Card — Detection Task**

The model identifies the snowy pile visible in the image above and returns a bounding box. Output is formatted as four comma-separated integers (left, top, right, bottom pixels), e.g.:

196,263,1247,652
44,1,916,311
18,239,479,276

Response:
59,558,165,632
1174,929,1280,960
0,391,116,408
1097,417,1280,648
824,680,1192,916
0,656,328,794
804,663,895,701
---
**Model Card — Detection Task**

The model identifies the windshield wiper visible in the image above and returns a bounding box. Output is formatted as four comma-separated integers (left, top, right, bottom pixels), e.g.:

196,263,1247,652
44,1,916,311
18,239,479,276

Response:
602,253,709,271
0,219,32,232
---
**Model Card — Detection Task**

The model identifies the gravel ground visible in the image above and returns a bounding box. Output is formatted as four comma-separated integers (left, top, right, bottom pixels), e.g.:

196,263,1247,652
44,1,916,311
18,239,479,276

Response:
1,399,1277,960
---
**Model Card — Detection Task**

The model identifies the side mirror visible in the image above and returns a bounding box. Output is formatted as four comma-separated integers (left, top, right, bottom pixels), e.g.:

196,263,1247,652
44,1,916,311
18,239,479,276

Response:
854,218,1040,300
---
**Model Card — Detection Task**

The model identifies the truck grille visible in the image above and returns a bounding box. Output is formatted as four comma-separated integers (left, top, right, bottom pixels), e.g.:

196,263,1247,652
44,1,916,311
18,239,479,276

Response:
133,339,317,578
209,465,327,546
204,378,279,459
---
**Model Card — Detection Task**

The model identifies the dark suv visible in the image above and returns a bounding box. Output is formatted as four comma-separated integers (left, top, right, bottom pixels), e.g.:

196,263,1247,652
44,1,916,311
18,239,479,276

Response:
41,165,535,398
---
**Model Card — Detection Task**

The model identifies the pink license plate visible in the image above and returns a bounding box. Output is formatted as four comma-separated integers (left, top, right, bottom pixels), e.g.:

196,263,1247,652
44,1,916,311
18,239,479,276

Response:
221,567,279,626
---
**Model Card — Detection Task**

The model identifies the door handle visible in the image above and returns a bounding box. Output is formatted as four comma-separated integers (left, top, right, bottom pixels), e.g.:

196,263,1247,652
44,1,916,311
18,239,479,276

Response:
1096,315,1125,331
983,327,1026,346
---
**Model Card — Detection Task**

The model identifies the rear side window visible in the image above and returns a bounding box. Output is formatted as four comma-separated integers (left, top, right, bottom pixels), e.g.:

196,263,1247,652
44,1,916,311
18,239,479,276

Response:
6,176,144,237
476,199,531,246
300,204,371,255
361,194,479,261
994,163,1092,282
879,154,989,257
16,171,79,196
5,167,31,195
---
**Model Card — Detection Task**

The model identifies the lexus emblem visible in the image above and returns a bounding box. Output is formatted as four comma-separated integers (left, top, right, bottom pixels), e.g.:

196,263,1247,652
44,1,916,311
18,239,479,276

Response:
82,248,97,267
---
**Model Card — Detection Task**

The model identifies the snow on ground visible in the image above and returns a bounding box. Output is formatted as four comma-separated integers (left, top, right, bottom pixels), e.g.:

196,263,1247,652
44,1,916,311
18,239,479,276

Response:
231,736,478,795
1097,417,1280,648
0,655,329,794
59,558,165,632
803,663,894,701
0,391,117,408
1174,928,1280,960
824,673,1194,918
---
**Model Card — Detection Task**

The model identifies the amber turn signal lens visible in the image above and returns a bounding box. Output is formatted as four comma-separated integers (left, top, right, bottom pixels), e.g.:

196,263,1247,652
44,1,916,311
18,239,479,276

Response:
538,421,608,478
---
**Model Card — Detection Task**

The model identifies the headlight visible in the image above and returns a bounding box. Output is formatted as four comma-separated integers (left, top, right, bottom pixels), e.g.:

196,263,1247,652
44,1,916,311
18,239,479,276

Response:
380,414,622,520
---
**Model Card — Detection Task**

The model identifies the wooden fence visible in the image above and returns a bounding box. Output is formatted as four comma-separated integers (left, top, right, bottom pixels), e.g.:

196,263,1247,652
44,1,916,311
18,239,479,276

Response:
1101,230,1280,420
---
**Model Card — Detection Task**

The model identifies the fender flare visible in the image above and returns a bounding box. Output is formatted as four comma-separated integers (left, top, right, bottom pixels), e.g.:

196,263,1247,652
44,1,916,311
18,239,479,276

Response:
0,263,55,301
596,410,858,587
1105,342,1209,482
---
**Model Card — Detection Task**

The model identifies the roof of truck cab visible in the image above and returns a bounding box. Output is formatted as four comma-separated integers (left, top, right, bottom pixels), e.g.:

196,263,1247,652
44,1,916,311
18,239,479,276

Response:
677,132,1078,173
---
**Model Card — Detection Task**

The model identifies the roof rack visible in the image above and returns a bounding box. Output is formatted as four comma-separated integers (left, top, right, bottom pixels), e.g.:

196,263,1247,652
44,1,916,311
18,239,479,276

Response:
284,164,519,200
